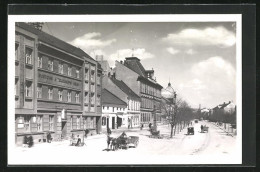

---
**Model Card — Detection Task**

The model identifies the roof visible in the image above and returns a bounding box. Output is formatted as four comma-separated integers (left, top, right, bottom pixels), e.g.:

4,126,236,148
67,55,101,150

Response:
16,22,94,61
101,89,127,107
137,76,163,89
110,77,141,101
124,57,146,77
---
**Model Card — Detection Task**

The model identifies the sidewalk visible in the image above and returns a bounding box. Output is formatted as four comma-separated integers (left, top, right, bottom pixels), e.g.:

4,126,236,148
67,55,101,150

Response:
210,122,236,137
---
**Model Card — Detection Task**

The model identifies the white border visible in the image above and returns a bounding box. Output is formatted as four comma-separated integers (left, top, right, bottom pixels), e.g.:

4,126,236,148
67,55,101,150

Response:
8,14,242,165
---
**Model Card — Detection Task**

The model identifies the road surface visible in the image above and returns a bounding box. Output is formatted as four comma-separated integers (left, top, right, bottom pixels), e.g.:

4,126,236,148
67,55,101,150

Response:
9,121,238,165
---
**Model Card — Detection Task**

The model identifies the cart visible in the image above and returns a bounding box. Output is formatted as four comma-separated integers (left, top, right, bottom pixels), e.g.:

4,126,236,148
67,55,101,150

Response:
149,129,162,139
187,127,194,135
202,126,209,133
113,135,139,150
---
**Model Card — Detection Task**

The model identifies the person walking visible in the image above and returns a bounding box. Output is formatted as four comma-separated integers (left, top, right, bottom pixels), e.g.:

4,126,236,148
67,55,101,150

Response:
201,125,204,133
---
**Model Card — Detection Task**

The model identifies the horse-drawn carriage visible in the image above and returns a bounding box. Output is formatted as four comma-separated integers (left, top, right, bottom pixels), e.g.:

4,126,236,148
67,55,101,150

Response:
201,125,209,133
149,129,162,139
109,132,139,151
187,127,194,135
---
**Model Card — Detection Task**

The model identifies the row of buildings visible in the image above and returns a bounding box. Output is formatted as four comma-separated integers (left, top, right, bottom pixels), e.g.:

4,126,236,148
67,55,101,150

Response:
14,23,174,146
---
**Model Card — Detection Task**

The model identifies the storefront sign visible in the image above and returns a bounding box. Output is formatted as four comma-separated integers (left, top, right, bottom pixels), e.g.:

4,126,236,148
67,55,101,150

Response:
38,71,81,90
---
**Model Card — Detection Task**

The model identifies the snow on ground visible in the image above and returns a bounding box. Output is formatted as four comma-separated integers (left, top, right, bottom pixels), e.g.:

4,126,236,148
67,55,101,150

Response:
9,121,240,165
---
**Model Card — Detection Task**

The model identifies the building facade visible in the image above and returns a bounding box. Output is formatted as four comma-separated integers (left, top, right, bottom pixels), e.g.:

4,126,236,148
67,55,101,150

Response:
14,23,101,146
114,57,163,125
102,75,141,128
101,89,127,130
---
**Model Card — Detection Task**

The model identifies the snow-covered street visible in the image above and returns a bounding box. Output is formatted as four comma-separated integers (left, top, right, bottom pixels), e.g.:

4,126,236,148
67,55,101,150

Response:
9,120,239,165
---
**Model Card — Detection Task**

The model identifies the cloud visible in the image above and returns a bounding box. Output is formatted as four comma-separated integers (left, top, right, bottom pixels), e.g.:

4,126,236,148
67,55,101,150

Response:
162,26,236,48
69,32,116,52
166,47,180,55
186,49,196,55
109,48,155,62
177,56,236,108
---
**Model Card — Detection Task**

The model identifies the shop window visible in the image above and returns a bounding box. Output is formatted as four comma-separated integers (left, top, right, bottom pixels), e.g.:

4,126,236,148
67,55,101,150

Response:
58,89,63,101
102,117,106,126
48,87,53,100
70,116,73,130
37,84,42,98
49,115,54,131
36,115,42,131
15,43,19,60
58,62,63,74
76,116,80,129
48,58,53,71
75,92,80,103
68,66,72,76
25,47,33,65
38,56,42,68
25,81,32,97
24,116,30,132
67,91,71,102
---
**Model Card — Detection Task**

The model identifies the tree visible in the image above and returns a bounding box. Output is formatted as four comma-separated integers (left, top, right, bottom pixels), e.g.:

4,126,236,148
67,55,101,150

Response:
161,97,194,138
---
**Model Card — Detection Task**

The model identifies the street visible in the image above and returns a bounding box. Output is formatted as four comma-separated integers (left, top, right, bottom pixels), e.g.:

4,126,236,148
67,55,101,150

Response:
10,120,237,165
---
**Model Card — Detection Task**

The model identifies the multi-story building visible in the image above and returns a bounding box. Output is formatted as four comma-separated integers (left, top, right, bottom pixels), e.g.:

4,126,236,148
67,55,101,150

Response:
114,57,163,125
102,75,141,128
14,22,101,146
101,89,127,130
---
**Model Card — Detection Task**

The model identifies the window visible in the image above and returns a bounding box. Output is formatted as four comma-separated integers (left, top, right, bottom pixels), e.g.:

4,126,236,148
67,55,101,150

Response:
97,95,101,106
15,43,19,60
102,106,105,109
15,78,18,96
68,66,72,76
107,106,109,110
58,89,63,101
75,92,79,103
24,116,30,132
49,115,54,131
102,117,106,126
85,69,89,80
25,81,32,97
37,85,42,98
76,116,80,129
48,58,53,71
48,87,53,100
58,62,63,74
25,47,33,65
112,107,114,112
36,116,42,131
38,56,42,68
76,69,80,78
67,91,71,102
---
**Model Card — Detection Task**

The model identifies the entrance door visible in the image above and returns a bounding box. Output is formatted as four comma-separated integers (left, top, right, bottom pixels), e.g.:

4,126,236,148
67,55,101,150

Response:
61,121,67,137
107,118,109,129
117,117,122,127
112,117,115,129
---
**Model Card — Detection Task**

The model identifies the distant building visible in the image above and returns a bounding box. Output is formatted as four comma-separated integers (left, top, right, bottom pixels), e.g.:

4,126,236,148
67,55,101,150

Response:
102,75,141,128
14,22,101,146
161,82,176,122
114,57,163,124
101,89,127,130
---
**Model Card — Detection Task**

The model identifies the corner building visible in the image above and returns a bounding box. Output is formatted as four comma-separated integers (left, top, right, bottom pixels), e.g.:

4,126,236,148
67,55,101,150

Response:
15,23,101,146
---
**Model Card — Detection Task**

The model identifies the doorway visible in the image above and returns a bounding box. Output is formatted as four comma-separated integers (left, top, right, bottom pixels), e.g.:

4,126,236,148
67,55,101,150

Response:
107,118,109,129
61,121,67,137
112,117,115,129
117,117,122,128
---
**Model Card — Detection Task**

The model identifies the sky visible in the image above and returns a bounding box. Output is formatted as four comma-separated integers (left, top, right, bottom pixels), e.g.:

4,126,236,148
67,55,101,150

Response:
42,22,237,109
